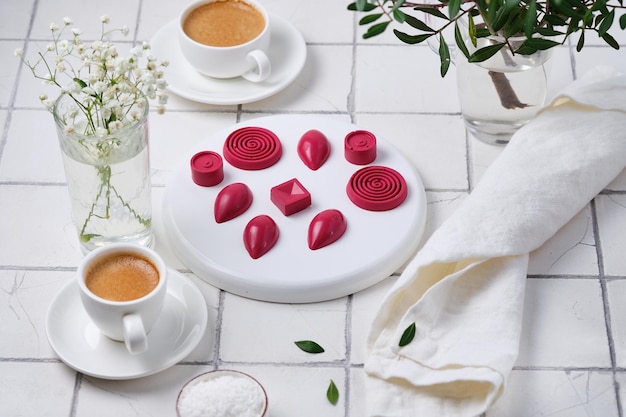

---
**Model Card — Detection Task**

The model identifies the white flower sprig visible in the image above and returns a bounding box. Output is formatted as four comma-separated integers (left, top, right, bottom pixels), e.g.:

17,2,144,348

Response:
15,16,169,136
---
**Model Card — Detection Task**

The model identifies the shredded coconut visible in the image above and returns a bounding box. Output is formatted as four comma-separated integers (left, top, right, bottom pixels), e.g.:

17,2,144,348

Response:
177,374,265,417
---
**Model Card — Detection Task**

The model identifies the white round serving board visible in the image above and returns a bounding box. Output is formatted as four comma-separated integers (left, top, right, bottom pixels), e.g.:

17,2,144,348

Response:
162,115,426,303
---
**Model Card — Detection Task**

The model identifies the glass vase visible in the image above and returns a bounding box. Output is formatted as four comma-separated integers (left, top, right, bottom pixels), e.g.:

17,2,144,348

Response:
456,33,552,145
53,93,154,253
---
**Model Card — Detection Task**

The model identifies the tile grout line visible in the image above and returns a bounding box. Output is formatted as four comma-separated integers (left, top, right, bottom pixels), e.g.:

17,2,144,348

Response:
347,6,358,125
591,197,623,417
0,0,39,168
212,289,226,369
344,294,353,417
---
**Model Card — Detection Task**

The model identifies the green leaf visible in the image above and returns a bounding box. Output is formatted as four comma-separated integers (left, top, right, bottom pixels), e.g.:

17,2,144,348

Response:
590,0,607,12
524,0,537,37
327,380,339,405
474,27,492,38
393,8,407,23
598,9,615,36
73,77,87,89
468,43,505,62
438,34,451,77
545,14,568,26
414,6,449,21
80,233,100,242
393,29,432,44
399,322,416,347
295,340,325,354
363,21,391,38
404,14,434,32
454,22,470,59
359,13,383,25
520,37,561,50
535,27,565,36
576,30,585,51
350,0,378,12
502,8,525,37
601,32,620,49
620,13,626,30
448,0,461,19
391,0,406,13
468,13,478,47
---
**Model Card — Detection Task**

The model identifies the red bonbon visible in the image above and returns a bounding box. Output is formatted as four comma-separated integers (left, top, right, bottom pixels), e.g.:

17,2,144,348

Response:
344,130,376,165
243,215,279,259
223,126,282,170
190,151,224,187
308,209,347,250
270,178,311,216
297,129,331,170
214,183,253,223
346,166,407,211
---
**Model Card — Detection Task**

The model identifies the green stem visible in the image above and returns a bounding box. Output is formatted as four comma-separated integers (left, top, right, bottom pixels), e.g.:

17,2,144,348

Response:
112,186,151,228
79,166,110,241
79,164,150,242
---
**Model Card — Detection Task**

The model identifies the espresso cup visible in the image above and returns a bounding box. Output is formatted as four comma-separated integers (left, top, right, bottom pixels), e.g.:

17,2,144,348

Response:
77,243,168,355
178,0,272,82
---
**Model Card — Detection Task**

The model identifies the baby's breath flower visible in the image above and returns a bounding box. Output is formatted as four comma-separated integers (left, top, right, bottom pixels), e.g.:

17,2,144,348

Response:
14,48,23,57
93,80,107,94
108,120,123,132
118,93,133,106
16,16,168,135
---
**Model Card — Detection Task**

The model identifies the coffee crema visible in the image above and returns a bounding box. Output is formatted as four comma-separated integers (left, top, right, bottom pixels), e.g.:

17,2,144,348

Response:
183,0,265,47
85,254,160,302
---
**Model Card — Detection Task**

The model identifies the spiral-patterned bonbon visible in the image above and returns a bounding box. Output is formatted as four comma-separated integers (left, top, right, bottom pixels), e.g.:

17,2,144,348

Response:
223,126,282,170
346,166,407,211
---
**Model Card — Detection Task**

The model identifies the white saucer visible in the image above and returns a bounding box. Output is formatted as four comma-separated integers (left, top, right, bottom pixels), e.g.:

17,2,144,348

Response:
149,15,306,105
45,269,208,380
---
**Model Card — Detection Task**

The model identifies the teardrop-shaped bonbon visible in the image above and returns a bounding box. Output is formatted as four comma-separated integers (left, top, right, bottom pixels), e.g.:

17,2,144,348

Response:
307,209,347,250
244,215,279,259
297,129,331,170
214,182,253,223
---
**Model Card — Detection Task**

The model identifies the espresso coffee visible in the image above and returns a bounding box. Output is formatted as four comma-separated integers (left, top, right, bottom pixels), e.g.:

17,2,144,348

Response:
85,253,160,302
183,0,265,47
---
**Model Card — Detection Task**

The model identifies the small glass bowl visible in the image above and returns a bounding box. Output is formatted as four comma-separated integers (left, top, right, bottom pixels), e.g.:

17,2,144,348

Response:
176,370,268,417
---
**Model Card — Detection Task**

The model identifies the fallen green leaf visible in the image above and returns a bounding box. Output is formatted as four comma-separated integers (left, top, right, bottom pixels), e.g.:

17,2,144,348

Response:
399,322,416,347
294,340,325,354
327,379,339,405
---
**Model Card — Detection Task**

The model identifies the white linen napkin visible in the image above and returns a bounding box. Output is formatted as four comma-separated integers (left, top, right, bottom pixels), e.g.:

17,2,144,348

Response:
365,67,626,417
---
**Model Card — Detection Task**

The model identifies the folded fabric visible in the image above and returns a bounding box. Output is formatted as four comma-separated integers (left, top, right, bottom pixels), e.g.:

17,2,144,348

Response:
365,66,626,417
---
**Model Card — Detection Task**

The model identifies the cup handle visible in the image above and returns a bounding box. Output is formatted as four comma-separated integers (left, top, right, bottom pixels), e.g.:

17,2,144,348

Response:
242,49,271,82
123,313,148,354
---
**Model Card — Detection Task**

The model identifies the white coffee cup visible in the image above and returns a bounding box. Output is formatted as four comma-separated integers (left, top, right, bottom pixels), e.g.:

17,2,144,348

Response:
77,243,168,355
178,0,272,82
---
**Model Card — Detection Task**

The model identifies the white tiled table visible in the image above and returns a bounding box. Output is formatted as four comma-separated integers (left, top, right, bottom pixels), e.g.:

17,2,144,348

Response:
2,1,626,416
